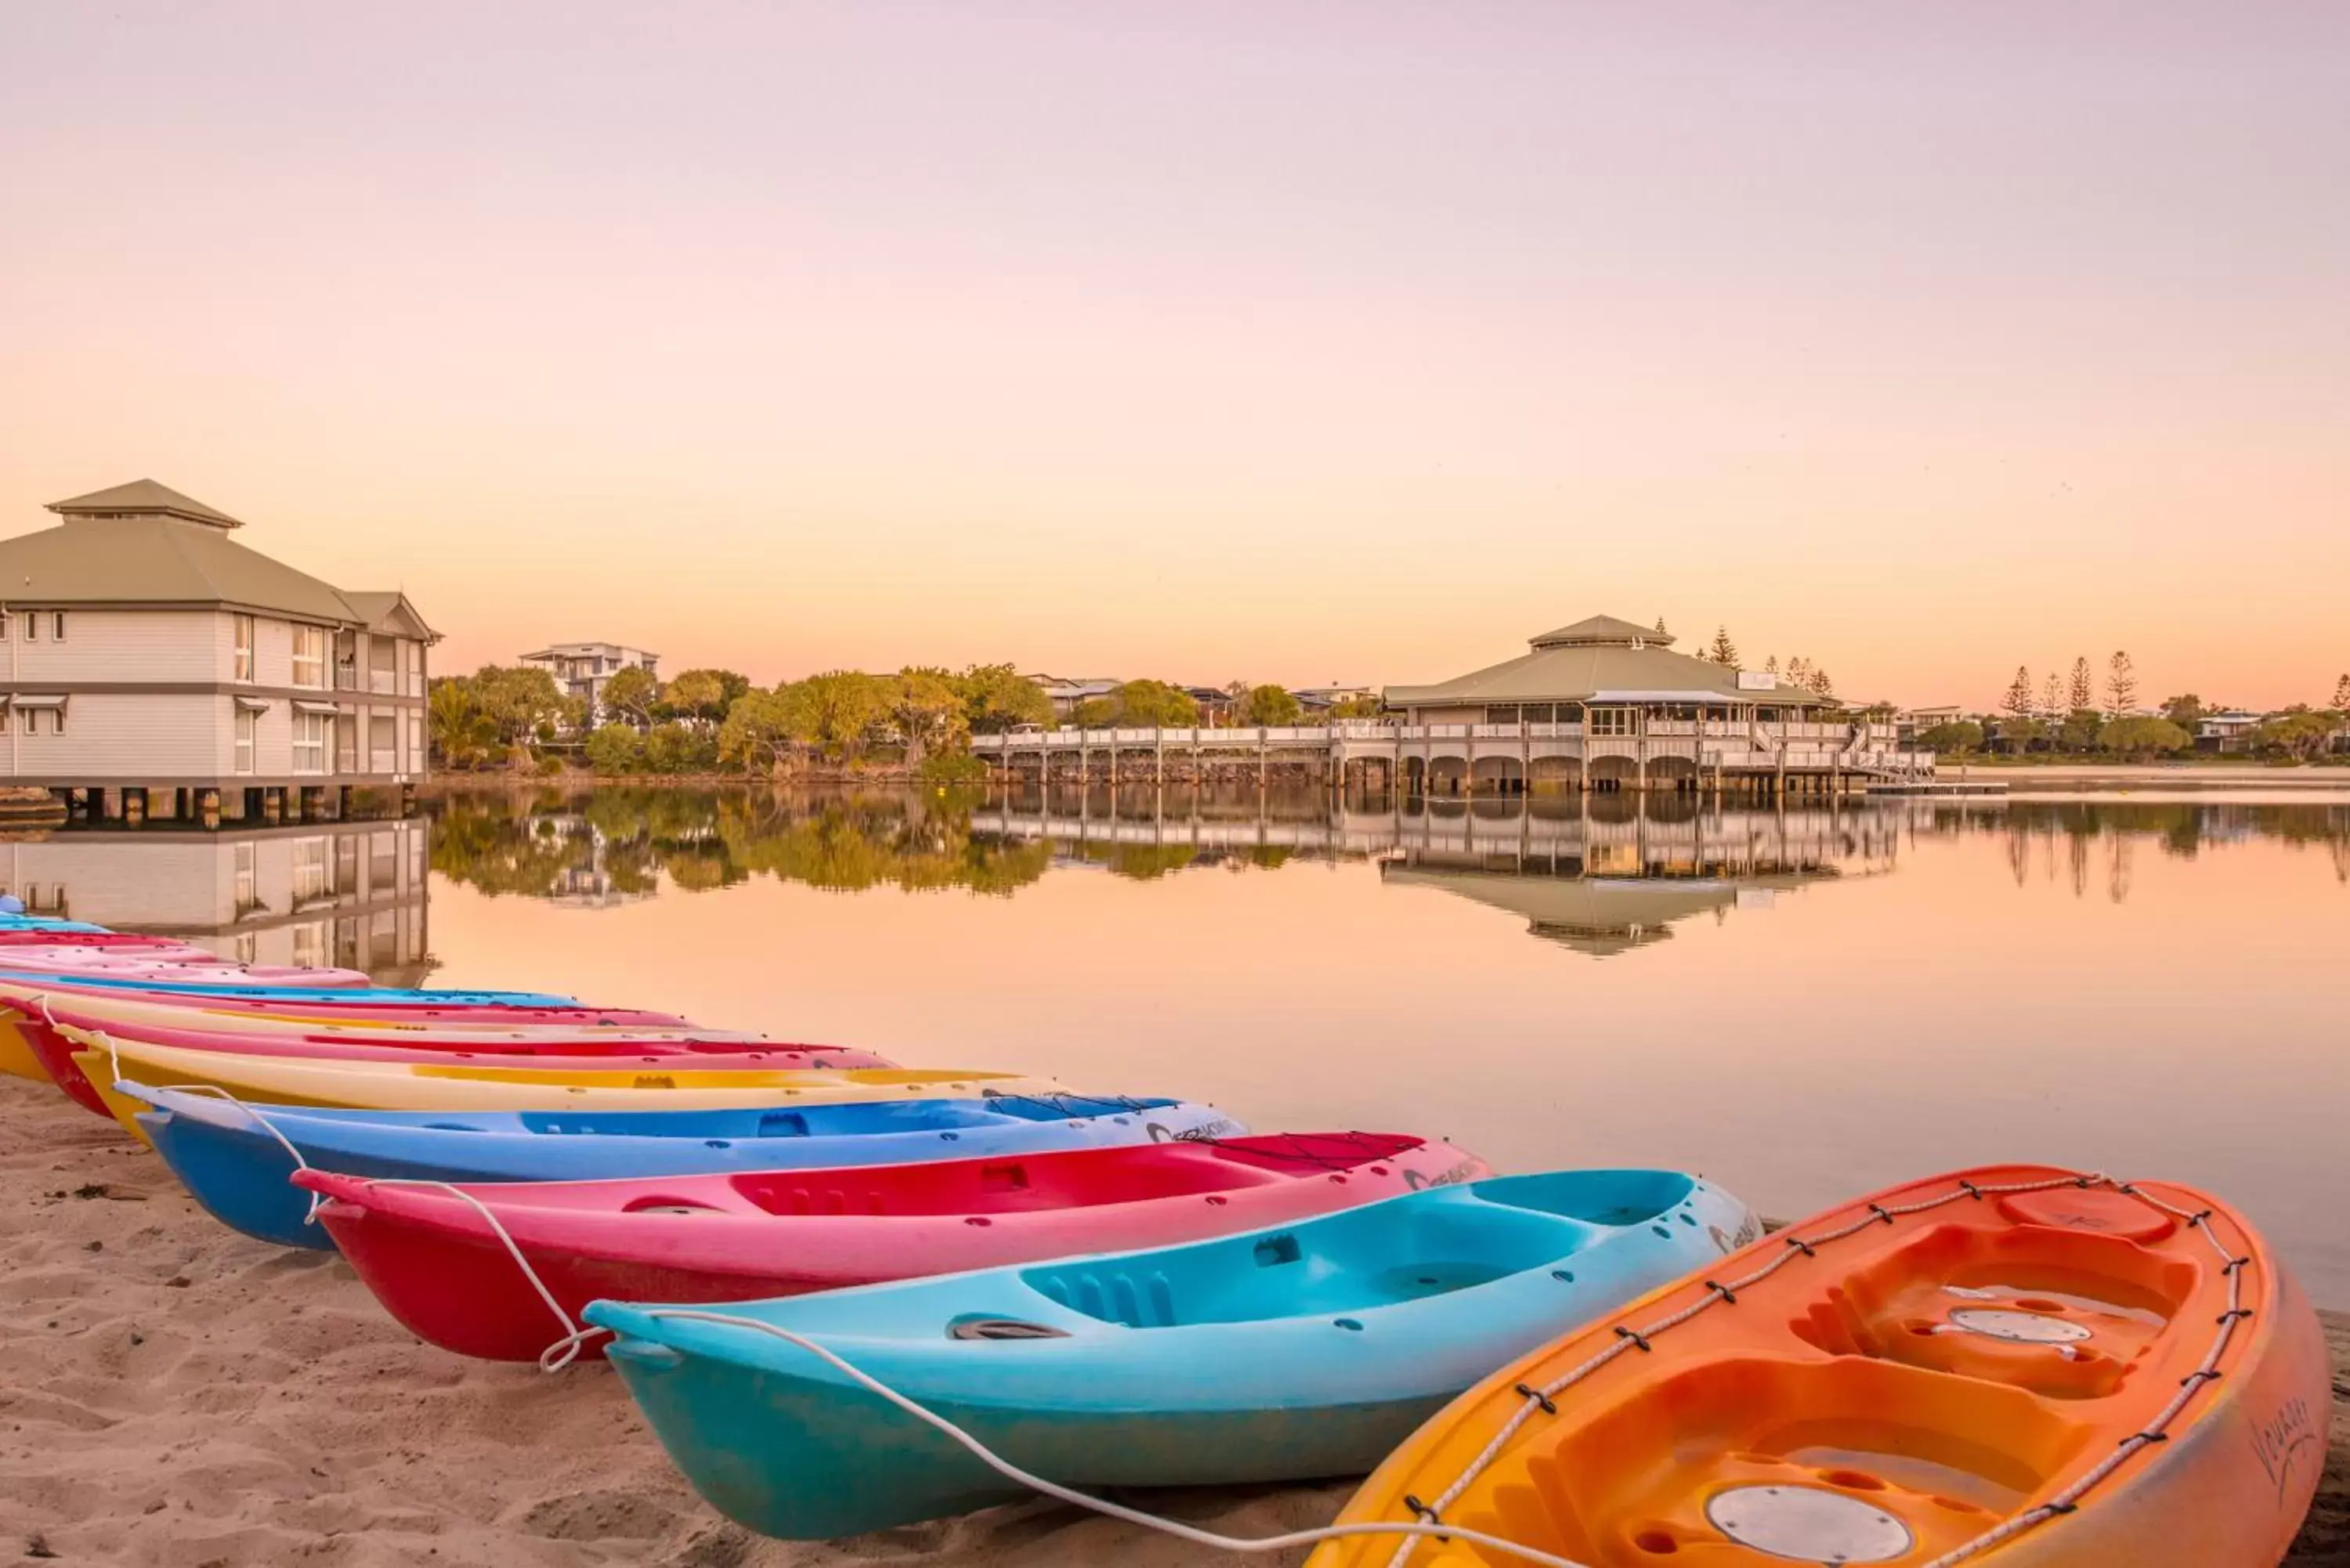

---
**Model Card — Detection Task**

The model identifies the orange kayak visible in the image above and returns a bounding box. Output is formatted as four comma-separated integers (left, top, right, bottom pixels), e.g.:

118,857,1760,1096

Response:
1309,1164,2328,1568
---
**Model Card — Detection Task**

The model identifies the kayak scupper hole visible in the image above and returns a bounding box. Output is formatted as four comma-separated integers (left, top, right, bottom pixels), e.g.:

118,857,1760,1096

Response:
1651,1224,1672,1238
1633,1530,1679,1555
1370,1165,1390,1176
1552,1270,1575,1283
703,1140,732,1150
965,1216,992,1227
948,1316,1070,1341
1333,1318,1363,1331
1820,1469,1887,1492
1205,1195,1228,1205
1679,1212,1697,1226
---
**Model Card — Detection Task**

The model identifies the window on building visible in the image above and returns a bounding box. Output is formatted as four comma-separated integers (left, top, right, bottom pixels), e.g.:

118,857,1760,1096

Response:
233,614,255,681
1589,707,1637,737
369,713,396,773
49,707,64,735
1484,705,1521,725
50,611,64,641
21,612,37,641
235,706,258,774
408,712,423,770
291,624,327,688
406,642,422,692
14,709,30,735
293,710,331,773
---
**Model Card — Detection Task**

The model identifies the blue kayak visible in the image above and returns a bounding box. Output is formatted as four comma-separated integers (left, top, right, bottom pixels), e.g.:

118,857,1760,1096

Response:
0,968,575,1005
124,1083,1246,1249
588,1169,1756,1539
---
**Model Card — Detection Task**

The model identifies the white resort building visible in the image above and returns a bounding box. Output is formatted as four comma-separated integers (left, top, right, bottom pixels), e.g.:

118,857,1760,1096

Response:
0,480,436,826
519,641,659,724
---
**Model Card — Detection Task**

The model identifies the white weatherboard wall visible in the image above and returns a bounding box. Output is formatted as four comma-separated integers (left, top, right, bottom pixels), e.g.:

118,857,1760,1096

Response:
0,609,219,682
4,694,215,775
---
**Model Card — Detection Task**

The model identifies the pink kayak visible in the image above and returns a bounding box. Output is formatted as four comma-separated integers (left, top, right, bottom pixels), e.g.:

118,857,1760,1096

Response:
300,1132,1489,1361
0,951,373,986
0,977,703,1031
0,932,204,951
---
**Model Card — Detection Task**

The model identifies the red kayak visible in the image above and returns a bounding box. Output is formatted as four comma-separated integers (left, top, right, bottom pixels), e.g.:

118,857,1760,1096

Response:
300,1132,1488,1362
0,1001,876,1116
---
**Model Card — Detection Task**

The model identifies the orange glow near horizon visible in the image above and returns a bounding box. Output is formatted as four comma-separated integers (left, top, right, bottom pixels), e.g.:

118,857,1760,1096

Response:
1,5,2344,710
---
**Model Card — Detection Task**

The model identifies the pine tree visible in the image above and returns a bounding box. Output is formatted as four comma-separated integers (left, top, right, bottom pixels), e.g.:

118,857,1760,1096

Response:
1788,656,1813,689
2334,673,2350,711
1807,667,1835,697
1708,626,1739,666
2040,672,2062,717
2003,667,2035,720
2106,651,2137,716
2069,657,2095,712
1763,655,1780,674
1654,616,1670,640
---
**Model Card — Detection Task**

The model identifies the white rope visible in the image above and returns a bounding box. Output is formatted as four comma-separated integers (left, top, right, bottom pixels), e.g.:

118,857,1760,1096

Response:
121,1128,2249,1566
601,1306,1593,1566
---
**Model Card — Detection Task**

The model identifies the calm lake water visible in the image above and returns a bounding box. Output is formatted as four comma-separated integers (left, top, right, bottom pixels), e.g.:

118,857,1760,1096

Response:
30,782,2350,1304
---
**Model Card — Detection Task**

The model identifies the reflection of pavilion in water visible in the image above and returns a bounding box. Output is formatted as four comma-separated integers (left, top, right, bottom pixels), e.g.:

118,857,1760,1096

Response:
0,819,432,984
976,785,1903,953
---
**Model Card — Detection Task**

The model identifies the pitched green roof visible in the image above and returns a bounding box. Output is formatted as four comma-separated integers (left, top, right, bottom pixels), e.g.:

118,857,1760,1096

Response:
2,481,401,624
1530,613,1671,649
1386,614,1823,707
47,479,243,529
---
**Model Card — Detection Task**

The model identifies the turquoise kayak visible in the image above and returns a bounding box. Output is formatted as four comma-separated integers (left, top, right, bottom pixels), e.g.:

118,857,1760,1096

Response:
588,1168,1755,1539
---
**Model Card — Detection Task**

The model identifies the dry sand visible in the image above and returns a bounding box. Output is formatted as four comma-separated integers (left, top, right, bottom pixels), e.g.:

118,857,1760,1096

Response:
3,1074,2343,1567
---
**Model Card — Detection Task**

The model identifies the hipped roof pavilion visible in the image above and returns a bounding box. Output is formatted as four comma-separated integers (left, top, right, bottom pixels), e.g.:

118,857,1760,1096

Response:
1384,615,1825,714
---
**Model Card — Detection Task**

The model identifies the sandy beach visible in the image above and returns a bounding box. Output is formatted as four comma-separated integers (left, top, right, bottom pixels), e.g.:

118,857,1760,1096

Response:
3,1074,2341,1567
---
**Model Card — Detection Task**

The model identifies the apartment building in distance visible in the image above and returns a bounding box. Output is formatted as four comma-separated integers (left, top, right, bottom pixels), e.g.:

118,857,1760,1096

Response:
519,641,659,724
0,480,436,825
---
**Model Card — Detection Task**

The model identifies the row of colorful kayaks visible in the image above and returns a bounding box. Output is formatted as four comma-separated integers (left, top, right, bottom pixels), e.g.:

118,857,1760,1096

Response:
0,908,2328,1566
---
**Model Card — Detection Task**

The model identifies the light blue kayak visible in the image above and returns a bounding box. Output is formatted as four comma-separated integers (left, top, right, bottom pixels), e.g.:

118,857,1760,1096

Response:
121,1082,1245,1248
588,1169,1755,1539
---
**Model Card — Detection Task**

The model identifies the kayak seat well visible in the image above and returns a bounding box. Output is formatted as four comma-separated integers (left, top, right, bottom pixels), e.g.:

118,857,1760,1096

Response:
1018,1194,1592,1328
1441,1354,2089,1566
1470,1169,1698,1228
1785,1219,2195,1400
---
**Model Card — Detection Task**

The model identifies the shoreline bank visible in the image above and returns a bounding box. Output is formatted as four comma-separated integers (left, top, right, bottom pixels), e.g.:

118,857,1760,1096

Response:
1939,761,2350,790
2,1076,2341,1566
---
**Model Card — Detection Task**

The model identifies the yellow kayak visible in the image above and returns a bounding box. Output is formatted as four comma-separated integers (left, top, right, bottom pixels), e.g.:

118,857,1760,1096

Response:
0,1017,45,1082
70,1030,1062,1144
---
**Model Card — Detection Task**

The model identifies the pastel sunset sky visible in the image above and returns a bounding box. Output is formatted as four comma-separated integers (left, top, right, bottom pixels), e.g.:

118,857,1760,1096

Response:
2,3,2342,708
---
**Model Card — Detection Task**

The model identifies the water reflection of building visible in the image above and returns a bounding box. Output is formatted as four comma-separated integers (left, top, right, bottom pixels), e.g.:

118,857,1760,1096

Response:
976,786,1900,952
0,818,432,983
529,815,660,908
